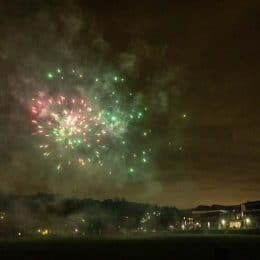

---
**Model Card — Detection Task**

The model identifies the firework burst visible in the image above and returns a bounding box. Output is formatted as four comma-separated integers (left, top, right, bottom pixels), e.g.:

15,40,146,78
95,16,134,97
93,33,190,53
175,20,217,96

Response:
30,68,151,175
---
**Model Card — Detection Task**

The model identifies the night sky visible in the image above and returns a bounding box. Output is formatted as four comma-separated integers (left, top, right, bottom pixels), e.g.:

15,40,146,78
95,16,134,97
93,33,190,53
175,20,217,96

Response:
0,0,260,208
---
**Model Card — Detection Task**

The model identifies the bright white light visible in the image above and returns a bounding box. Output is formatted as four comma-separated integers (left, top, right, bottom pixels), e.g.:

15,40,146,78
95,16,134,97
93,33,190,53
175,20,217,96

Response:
221,219,226,225
246,218,251,224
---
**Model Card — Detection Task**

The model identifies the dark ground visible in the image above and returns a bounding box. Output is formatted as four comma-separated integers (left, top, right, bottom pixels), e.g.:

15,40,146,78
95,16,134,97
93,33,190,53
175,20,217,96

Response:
0,235,260,260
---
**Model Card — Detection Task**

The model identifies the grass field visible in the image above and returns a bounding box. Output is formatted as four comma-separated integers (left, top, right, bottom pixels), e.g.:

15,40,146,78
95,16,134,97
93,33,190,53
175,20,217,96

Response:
0,234,260,259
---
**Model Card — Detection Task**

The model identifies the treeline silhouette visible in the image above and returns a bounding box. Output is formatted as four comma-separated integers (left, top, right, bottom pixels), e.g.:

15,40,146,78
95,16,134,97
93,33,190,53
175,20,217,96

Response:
0,193,180,236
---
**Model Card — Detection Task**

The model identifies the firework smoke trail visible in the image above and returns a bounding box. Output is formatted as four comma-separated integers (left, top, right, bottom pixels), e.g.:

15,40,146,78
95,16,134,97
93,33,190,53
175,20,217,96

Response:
30,68,152,175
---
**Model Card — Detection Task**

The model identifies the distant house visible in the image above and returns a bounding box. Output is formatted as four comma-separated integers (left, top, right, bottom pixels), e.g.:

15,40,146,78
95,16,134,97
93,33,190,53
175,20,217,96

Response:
192,209,229,230
189,202,260,230
191,204,241,230
241,201,260,228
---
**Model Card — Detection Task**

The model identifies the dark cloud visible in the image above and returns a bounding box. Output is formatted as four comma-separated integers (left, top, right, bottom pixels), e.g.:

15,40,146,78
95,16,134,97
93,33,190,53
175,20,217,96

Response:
0,0,260,208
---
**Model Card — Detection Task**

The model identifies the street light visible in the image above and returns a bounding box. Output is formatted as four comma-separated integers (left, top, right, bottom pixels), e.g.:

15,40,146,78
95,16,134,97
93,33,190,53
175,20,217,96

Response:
245,218,251,225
